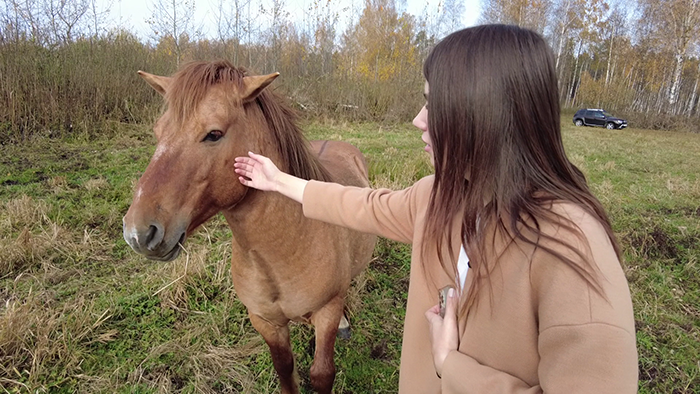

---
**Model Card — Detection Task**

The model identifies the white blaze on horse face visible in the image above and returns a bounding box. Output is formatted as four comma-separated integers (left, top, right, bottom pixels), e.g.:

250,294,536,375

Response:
134,186,143,203
152,142,170,163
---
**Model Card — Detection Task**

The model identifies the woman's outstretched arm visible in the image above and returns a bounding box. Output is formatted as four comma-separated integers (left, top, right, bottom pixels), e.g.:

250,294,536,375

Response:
234,152,308,203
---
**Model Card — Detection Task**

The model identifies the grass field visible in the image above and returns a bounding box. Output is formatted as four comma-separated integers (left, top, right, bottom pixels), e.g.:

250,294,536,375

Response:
1,119,698,393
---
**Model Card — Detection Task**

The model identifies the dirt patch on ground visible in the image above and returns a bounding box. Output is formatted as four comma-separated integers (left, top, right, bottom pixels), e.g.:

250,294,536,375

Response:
628,226,677,260
627,224,698,263
660,206,700,217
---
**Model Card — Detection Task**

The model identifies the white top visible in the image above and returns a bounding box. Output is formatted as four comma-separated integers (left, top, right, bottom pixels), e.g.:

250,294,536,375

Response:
457,245,470,290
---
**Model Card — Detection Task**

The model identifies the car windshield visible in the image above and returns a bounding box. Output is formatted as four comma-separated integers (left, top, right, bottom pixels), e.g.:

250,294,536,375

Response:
603,111,614,117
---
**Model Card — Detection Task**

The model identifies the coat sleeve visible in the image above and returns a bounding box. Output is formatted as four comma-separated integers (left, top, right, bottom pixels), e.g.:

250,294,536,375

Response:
301,176,433,244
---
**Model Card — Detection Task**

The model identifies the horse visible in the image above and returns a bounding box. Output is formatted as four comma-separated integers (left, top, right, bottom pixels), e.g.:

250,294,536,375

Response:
122,60,377,393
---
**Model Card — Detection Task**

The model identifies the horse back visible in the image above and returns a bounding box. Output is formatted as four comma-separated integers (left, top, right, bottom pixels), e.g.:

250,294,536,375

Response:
309,140,376,278
309,140,370,187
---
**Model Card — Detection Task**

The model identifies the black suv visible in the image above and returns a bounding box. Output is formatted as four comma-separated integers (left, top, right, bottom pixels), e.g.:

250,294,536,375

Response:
573,109,627,130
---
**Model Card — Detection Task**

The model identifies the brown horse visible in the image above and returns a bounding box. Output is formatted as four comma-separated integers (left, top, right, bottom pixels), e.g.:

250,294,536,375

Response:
122,61,376,393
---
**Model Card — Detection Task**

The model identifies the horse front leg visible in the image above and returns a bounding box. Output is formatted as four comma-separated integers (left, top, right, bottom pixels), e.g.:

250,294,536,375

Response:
309,296,345,394
249,313,299,394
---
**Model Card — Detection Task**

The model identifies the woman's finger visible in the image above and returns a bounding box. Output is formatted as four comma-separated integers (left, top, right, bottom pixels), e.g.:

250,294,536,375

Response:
248,151,268,163
233,164,248,173
443,288,459,325
425,304,441,323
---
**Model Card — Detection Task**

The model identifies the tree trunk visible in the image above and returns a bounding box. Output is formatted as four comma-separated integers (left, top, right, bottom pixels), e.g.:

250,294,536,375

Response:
686,63,699,116
668,53,683,112
566,40,582,107
605,29,615,86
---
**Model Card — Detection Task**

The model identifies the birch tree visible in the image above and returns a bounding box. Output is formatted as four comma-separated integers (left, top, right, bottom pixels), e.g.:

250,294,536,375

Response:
638,0,700,113
601,6,626,86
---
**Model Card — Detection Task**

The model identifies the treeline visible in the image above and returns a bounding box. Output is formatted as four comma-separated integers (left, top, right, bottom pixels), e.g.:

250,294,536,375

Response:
482,0,700,131
1,0,699,143
0,0,457,142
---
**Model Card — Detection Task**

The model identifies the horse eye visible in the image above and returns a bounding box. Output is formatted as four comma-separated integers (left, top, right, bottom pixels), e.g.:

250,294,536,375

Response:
203,130,223,142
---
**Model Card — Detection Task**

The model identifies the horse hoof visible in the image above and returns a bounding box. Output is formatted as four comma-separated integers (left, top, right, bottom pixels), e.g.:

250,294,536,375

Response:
337,327,351,340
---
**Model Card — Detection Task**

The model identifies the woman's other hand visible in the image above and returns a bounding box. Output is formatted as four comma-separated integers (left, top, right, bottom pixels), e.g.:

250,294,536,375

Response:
425,287,460,378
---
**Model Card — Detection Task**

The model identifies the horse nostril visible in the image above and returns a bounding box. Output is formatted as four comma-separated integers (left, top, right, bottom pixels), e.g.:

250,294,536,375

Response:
145,223,165,251
145,225,157,244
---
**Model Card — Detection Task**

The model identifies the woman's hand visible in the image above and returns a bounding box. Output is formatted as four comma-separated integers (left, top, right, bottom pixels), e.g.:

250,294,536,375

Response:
425,287,460,378
234,152,308,203
234,152,282,192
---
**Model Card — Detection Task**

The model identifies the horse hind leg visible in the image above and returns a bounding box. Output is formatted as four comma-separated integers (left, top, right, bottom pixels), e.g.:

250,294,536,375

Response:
309,296,345,394
249,313,300,394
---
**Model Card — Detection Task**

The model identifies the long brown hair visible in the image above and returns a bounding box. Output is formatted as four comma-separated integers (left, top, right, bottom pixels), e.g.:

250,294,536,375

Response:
422,25,621,315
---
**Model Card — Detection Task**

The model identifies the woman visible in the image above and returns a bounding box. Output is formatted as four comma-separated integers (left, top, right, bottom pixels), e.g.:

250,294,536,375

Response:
234,24,638,393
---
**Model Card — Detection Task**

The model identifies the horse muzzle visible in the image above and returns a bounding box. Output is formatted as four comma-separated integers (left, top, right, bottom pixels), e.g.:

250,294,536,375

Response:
122,217,187,261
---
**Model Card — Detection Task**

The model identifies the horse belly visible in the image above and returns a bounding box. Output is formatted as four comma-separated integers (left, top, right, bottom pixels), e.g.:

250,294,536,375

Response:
229,242,354,322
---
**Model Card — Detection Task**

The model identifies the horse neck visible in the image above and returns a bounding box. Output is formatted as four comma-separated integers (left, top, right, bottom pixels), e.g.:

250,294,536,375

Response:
222,101,327,242
221,187,314,246
225,128,314,236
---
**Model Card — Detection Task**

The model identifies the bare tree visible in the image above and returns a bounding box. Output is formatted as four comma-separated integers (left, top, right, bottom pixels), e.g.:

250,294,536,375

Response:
43,0,91,44
260,0,288,71
480,0,553,33
146,0,196,65
88,0,111,38
307,0,340,75
437,0,465,36
550,0,586,70
685,61,700,115
602,6,626,86
5,0,46,44
213,0,252,64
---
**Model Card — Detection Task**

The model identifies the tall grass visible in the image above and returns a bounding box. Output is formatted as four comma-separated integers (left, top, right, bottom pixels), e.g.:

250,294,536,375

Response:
0,32,164,142
0,36,425,144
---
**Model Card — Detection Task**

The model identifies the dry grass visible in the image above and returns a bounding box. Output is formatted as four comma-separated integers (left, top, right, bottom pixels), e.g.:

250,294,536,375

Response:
1,194,98,276
0,221,111,278
0,191,120,391
48,175,69,193
0,292,116,391
124,339,265,393
2,195,49,231
148,239,232,314
84,177,110,192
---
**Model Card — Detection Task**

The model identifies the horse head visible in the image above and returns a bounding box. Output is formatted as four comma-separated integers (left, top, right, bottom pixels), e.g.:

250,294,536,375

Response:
122,61,279,261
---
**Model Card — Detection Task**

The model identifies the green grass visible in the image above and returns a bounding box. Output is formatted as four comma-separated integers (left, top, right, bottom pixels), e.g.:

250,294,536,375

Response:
1,119,698,393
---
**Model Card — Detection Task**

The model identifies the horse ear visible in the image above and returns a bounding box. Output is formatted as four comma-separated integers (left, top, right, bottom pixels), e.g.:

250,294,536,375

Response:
137,71,172,96
241,72,280,103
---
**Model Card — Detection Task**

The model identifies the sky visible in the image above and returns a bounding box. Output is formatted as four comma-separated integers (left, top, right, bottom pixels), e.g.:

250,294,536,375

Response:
107,0,482,41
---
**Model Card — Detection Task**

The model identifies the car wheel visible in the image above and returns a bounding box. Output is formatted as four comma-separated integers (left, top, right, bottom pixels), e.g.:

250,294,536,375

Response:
575,119,583,126
606,122,615,130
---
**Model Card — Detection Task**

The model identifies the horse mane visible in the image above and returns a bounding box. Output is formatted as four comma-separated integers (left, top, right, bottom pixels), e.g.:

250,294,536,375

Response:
166,60,331,182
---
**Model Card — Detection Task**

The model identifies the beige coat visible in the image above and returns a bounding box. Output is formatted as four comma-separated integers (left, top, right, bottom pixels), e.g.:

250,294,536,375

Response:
303,175,638,393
